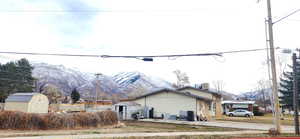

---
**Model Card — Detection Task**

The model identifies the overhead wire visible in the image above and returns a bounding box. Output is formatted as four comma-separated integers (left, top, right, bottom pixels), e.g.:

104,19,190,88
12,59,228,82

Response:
273,9,300,24
0,48,279,60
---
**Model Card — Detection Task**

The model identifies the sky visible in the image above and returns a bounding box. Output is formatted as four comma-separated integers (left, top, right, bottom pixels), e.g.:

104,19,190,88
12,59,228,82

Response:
0,0,299,94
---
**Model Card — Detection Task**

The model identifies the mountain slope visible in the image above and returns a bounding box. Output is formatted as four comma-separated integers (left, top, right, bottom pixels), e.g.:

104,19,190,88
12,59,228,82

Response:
112,72,173,97
32,63,173,99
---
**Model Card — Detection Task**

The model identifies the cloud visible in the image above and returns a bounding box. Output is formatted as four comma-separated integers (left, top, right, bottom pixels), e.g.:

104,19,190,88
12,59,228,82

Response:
51,0,96,35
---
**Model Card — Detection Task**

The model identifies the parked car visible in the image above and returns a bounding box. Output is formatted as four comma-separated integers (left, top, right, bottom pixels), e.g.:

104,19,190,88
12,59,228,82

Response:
226,109,254,117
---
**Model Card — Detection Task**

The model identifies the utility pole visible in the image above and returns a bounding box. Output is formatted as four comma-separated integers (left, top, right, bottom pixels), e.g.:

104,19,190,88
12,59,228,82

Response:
266,0,281,133
293,53,300,135
95,73,102,103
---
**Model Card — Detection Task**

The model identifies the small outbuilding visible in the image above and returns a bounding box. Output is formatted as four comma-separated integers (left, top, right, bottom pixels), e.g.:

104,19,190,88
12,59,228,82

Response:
4,93,49,113
114,101,142,120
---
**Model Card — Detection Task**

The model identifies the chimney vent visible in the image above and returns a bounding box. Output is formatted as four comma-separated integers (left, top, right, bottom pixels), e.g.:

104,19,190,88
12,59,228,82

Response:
201,83,209,90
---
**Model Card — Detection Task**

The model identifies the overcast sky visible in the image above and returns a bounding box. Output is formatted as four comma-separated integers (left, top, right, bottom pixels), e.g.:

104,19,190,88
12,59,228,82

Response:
0,0,299,94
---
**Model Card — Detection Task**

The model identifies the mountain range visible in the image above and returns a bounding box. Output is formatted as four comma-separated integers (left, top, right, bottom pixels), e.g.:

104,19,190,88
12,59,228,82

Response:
32,63,173,99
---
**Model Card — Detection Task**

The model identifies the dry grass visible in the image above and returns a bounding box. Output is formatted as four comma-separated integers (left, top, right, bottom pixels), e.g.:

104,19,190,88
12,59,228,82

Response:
0,110,118,130
0,121,242,138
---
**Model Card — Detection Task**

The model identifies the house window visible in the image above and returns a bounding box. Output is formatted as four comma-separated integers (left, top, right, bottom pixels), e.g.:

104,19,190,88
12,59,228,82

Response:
213,102,216,112
208,103,212,110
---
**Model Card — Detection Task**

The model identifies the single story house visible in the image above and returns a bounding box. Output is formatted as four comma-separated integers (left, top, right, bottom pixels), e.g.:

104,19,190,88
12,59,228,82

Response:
128,86,222,121
222,100,255,114
4,93,49,113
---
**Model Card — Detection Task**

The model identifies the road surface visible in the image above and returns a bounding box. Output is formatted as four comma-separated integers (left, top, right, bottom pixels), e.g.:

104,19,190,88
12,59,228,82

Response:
140,119,295,132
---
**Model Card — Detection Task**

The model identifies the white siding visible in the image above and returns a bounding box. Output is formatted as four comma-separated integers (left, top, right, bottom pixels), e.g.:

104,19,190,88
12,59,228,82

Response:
134,91,196,117
134,99,145,106
28,94,49,113
4,102,29,112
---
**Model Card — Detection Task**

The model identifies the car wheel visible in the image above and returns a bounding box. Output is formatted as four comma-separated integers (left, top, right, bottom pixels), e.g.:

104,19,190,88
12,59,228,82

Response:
245,114,250,117
229,113,233,117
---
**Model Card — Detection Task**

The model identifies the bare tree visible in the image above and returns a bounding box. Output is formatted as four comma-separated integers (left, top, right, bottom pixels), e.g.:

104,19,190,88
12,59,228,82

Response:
173,70,190,88
212,80,225,93
256,79,271,113
42,84,63,104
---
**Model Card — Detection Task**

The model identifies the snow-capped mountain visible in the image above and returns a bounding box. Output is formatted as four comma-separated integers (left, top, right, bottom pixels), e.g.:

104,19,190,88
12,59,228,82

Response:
32,63,93,94
238,88,272,101
32,63,172,99
112,72,173,97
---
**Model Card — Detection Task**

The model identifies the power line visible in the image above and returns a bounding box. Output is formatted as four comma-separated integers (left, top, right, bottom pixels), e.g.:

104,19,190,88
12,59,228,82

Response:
273,9,300,24
0,48,278,60
101,53,221,58
0,51,100,57
0,9,205,14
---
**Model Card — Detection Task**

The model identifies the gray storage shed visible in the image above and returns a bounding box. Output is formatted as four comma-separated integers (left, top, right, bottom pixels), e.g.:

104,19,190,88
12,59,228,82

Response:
4,93,49,113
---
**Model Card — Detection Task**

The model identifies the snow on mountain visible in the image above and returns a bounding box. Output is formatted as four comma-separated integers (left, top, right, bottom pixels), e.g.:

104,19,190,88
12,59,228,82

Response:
77,75,124,98
238,88,272,101
111,71,173,97
32,63,94,95
31,63,172,99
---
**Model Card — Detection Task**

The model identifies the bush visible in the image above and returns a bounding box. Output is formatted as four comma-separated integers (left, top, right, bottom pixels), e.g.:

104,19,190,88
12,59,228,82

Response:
0,110,118,130
253,106,265,116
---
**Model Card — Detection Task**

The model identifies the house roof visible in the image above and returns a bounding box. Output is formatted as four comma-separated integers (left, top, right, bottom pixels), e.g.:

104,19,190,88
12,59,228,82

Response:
5,92,40,102
114,101,141,106
176,86,222,97
133,88,212,101
222,100,255,104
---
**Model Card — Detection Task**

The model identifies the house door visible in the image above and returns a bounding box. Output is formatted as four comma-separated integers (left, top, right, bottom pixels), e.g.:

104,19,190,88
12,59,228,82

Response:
149,108,154,118
117,105,128,120
118,106,124,120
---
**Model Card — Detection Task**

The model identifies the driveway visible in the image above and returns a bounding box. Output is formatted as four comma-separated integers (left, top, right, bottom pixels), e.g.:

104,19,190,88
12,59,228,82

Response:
140,119,295,132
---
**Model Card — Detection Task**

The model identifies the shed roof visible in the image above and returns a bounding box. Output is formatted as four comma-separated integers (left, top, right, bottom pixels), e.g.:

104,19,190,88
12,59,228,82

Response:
133,88,212,101
5,92,40,102
114,101,141,106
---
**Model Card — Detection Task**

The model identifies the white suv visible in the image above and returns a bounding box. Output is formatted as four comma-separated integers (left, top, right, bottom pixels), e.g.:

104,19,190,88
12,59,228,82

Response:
226,109,254,117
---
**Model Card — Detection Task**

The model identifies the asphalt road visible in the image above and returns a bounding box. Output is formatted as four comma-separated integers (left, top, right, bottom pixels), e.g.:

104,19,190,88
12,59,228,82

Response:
140,119,295,132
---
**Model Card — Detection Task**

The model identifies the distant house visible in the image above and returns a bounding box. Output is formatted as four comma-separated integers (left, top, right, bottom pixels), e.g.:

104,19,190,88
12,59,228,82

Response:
222,100,255,114
127,86,222,121
4,93,49,113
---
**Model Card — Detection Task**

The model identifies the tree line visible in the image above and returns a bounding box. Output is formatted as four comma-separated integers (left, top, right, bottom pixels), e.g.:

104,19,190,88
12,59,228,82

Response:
0,58,34,102
0,58,81,103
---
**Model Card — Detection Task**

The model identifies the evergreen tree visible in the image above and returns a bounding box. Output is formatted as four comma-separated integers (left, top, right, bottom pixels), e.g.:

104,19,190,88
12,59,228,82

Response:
71,88,80,104
279,65,300,110
0,58,34,102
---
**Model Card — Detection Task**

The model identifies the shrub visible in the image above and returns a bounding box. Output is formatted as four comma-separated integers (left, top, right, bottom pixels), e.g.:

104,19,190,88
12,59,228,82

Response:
0,110,118,130
253,106,265,116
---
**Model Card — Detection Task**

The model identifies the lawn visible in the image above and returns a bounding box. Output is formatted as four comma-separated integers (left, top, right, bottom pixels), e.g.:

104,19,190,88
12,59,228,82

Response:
216,114,298,126
0,121,242,138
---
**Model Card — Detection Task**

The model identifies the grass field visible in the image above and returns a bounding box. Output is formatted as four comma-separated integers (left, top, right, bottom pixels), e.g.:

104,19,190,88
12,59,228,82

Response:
0,121,242,138
216,114,298,126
